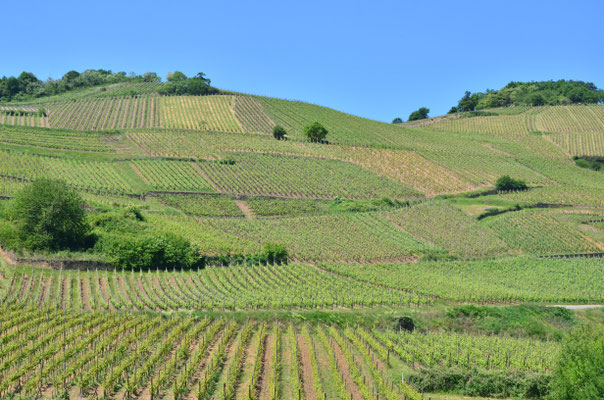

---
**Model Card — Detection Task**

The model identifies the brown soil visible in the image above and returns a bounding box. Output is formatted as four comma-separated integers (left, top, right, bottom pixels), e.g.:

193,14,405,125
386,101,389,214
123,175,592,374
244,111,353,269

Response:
234,329,263,399
259,333,275,400
184,327,228,400
98,277,115,310
234,200,255,219
80,278,92,311
117,276,137,310
296,334,317,400
331,340,363,400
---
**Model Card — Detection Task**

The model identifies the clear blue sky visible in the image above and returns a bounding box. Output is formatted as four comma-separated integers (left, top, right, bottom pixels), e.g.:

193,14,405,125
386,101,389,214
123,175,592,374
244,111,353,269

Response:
2,0,603,122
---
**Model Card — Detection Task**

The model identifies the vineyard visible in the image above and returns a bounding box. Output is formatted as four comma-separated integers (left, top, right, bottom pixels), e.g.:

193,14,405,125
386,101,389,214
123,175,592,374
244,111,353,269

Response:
321,256,604,303
0,305,426,400
483,208,604,254
148,211,431,261
387,201,509,258
2,263,431,311
0,84,602,400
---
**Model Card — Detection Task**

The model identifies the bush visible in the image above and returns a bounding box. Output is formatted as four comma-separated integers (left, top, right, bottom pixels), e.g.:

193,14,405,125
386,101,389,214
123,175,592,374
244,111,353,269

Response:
303,122,328,142
392,117,403,124
409,366,550,399
264,243,288,264
101,232,200,270
11,179,91,251
272,125,287,140
495,175,528,191
550,324,604,400
408,107,430,121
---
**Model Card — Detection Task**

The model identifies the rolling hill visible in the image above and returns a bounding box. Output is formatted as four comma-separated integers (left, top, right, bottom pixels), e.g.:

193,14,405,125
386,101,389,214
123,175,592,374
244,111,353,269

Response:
0,80,602,400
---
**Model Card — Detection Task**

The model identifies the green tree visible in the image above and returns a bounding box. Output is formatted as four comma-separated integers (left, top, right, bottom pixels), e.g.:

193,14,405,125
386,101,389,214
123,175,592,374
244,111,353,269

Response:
167,71,187,82
11,179,90,250
272,125,287,140
303,122,328,142
142,72,160,82
392,117,403,124
495,175,528,191
551,324,604,400
408,107,430,121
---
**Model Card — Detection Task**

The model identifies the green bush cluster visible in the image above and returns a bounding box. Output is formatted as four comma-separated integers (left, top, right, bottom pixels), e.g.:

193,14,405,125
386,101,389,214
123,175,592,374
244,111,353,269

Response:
495,175,528,191
409,367,550,399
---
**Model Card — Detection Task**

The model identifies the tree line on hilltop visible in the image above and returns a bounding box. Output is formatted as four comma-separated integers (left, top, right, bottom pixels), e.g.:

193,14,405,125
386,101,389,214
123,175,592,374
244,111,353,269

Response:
0,69,216,102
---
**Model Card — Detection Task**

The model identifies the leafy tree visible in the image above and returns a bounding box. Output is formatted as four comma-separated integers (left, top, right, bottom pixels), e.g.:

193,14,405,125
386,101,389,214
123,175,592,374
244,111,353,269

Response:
62,70,80,82
264,243,288,264
448,106,458,114
142,72,160,82
392,117,403,124
408,107,430,121
272,125,287,140
11,179,90,250
167,71,187,82
495,175,528,191
550,324,604,400
304,122,328,142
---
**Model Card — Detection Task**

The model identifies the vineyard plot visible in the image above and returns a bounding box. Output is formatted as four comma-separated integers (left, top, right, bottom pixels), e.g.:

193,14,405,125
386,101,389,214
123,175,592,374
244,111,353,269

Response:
321,256,604,303
197,152,421,199
3,264,432,311
160,95,243,132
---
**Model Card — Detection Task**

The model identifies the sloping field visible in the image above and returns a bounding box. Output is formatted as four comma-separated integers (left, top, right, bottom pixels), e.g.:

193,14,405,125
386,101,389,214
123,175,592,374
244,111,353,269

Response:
255,96,415,146
546,131,604,156
387,201,509,257
0,125,113,152
0,150,133,192
160,95,243,132
482,209,604,254
232,95,275,133
47,97,160,130
197,152,420,199
322,256,604,302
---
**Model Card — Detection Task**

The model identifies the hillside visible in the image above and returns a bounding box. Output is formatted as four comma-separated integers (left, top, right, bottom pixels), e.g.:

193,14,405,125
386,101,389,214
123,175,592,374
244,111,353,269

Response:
0,82,603,400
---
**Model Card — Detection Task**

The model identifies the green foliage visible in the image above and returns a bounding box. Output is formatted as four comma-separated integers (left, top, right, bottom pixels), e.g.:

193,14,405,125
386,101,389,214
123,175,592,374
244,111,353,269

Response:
551,324,604,400
495,175,528,191
102,232,200,270
303,121,328,142
10,179,91,251
0,69,154,102
573,156,603,171
409,367,550,399
392,117,403,124
272,125,287,140
158,72,218,96
408,107,430,121
452,80,604,111
264,242,288,264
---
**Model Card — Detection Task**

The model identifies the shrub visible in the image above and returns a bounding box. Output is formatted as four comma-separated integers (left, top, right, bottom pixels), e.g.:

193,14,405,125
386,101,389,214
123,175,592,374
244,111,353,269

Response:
272,125,287,140
303,122,328,142
11,179,91,251
550,324,604,400
392,117,403,124
495,175,528,191
408,107,430,121
102,232,200,270
264,243,288,264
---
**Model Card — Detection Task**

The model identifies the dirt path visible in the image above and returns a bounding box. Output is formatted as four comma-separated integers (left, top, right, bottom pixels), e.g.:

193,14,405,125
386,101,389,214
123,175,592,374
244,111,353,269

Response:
331,340,363,400
259,333,275,400
98,277,115,311
193,163,222,192
296,334,317,400
234,200,255,219
184,328,227,400
130,163,150,185
235,329,263,399
80,278,92,311
549,304,604,310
